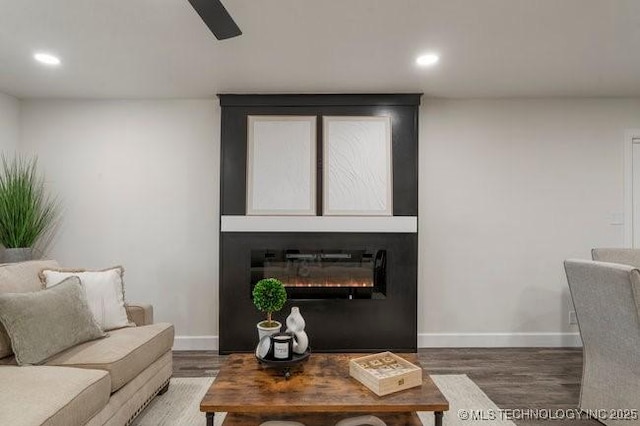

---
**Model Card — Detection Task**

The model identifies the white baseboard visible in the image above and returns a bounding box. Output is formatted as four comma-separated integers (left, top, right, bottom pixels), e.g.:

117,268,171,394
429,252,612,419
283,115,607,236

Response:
171,333,582,351
418,332,582,348
173,336,219,351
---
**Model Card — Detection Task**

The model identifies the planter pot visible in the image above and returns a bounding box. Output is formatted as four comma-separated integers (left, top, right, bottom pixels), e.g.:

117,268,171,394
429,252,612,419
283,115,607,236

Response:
257,320,281,340
2,248,33,264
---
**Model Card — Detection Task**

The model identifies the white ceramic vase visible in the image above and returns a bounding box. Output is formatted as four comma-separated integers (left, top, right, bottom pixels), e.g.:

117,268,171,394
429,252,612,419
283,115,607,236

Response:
286,307,309,354
286,307,305,331
292,330,309,355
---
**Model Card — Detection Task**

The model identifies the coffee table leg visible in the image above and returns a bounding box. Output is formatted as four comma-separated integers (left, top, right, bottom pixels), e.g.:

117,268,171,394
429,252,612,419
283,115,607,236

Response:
206,412,215,426
434,411,443,426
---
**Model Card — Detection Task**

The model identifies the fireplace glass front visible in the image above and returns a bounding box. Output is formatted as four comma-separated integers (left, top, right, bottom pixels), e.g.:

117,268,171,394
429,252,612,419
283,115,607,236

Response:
250,249,387,299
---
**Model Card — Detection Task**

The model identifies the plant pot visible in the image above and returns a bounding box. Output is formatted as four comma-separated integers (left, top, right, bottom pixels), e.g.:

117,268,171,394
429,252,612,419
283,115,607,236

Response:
1,248,33,264
257,320,282,340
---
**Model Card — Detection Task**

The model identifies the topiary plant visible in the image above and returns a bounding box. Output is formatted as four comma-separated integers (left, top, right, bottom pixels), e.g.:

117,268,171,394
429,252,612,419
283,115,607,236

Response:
252,278,287,327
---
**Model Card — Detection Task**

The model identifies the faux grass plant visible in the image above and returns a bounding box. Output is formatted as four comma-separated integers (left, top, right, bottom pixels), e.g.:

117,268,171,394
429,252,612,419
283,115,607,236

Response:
0,155,59,248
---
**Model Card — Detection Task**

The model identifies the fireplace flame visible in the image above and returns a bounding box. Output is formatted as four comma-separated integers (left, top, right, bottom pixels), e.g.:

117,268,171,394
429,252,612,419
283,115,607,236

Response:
283,280,373,288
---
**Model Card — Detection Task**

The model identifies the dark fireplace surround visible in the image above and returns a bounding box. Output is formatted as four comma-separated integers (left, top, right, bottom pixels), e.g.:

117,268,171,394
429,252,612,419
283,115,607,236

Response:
218,94,420,354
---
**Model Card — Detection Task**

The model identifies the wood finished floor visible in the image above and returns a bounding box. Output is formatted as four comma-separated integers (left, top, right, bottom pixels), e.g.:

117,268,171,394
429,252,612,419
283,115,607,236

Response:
173,348,600,426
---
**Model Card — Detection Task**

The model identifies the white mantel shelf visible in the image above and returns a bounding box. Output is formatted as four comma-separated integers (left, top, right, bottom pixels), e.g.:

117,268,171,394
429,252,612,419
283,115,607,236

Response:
221,216,417,233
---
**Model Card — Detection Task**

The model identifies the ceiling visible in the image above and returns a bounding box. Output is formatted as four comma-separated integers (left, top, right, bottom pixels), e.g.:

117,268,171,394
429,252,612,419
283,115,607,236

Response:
1,0,639,99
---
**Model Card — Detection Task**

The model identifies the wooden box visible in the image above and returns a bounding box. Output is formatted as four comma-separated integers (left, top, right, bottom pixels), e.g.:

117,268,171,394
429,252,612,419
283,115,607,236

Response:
349,352,422,396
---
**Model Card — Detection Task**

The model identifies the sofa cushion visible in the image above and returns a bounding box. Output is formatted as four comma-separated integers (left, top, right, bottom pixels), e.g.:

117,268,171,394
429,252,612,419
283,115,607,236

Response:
0,276,106,365
0,365,110,426
0,260,59,358
45,322,174,392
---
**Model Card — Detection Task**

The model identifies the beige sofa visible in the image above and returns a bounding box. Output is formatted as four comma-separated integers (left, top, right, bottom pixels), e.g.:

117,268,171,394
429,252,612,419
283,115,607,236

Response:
0,260,175,426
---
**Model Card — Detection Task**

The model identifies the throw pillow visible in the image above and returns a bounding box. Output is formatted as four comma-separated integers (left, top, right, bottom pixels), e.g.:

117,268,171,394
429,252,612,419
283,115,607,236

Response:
0,260,60,359
0,276,106,365
40,266,131,331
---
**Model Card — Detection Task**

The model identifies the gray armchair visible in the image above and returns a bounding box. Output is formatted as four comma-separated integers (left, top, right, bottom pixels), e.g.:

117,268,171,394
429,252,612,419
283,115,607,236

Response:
591,248,640,267
564,259,640,426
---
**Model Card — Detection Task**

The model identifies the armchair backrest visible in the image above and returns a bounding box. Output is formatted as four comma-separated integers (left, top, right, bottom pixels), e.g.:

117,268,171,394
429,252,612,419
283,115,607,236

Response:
591,248,640,267
564,259,640,361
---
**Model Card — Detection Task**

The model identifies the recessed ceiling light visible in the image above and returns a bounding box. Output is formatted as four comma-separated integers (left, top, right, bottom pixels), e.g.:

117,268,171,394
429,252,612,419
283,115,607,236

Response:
33,52,61,66
416,53,439,67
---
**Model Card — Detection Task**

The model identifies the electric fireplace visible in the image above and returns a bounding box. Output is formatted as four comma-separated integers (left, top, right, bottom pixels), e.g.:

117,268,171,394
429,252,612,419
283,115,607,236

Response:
250,249,386,299
219,232,417,353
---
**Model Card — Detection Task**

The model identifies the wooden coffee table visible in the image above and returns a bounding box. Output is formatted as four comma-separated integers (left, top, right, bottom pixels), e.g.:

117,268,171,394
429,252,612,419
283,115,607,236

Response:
200,353,449,426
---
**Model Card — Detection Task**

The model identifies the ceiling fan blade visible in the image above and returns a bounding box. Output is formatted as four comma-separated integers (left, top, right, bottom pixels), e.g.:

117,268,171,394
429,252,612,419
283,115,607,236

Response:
188,0,242,40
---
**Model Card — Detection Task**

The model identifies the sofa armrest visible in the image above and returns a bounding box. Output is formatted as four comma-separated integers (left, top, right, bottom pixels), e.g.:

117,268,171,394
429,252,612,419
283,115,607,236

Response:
125,303,154,326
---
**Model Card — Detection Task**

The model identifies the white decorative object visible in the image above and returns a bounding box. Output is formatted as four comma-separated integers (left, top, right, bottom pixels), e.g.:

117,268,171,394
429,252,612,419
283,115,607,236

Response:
286,306,306,330
292,329,309,355
286,306,309,354
256,335,272,359
247,116,317,215
40,266,130,331
323,116,392,216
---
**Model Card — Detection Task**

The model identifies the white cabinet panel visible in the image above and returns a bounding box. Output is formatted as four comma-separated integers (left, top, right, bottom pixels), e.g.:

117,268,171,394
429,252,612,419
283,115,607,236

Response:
323,116,392,216
247,116,316,215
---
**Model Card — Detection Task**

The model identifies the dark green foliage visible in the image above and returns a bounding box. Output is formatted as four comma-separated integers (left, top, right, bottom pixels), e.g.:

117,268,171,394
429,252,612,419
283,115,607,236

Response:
252,278,287,326
0,155,59,248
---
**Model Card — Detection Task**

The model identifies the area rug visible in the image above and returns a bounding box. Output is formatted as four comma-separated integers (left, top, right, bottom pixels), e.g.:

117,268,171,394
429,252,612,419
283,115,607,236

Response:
132,375,516,426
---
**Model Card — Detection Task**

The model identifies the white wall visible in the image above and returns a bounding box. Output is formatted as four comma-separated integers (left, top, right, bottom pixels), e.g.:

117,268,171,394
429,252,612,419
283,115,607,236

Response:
19,99,219,349
16,96,640,349
419,98,640,346
0,92,20,153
